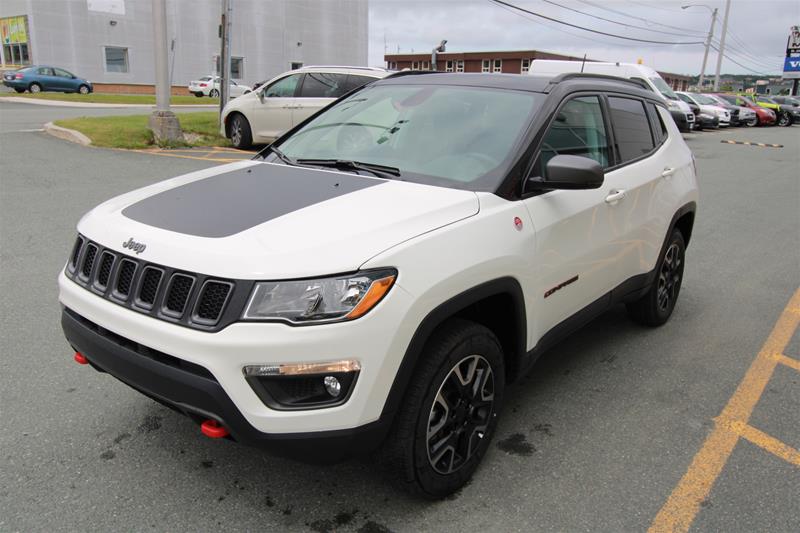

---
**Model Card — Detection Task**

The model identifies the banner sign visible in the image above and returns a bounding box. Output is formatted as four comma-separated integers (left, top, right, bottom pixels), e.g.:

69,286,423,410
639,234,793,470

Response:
0,16,28,44
783,56,800,80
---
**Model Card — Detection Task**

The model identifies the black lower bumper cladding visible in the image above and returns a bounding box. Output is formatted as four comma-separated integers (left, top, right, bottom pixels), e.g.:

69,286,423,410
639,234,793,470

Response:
61,307,389,462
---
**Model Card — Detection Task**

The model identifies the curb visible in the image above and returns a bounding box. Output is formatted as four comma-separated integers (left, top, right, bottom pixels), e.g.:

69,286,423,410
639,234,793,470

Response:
44,122,92,146
1,96,216,108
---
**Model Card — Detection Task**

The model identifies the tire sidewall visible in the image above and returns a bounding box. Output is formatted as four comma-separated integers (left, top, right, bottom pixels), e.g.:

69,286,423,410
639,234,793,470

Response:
78,85,89,94
29,83,41,93
410,328,505,498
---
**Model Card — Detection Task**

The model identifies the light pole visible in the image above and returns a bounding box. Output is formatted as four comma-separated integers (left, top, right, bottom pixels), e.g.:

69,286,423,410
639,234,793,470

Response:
713,0,732,91
431,39,447,71
682,4,717,90
148,0,181,143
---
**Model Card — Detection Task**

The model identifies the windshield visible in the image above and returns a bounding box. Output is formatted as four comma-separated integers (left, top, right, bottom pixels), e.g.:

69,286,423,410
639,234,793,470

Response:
199,76,213,81
273,84,544,190
694,94,719,105
649,76,678,100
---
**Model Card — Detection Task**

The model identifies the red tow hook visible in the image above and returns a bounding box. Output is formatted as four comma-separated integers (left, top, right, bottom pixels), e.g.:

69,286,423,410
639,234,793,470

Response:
74,352,89,365
200,419,229,439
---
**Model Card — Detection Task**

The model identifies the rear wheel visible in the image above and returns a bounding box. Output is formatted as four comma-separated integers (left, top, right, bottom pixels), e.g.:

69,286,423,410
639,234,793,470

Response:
29,82,42,94
777,111,792,127
227,113,252,149
380,319,505,499
78,85,89,95
209,88,219,98
627,230,685,327
14,88,24,93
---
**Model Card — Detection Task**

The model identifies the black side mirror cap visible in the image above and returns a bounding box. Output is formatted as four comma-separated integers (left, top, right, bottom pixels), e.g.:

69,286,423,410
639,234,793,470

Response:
526,154,605,192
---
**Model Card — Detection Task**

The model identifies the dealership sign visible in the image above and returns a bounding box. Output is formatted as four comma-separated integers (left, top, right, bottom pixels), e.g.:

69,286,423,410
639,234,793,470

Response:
784,57,800,79
783,27,800,80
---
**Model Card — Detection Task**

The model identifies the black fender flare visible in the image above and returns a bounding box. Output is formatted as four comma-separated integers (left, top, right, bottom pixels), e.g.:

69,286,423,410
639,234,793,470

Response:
378,277,526,424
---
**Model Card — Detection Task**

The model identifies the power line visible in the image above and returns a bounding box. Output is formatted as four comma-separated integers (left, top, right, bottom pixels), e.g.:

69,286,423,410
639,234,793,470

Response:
538,0,714,38
710,44,780,75
575,0,707,36
488,0,706,45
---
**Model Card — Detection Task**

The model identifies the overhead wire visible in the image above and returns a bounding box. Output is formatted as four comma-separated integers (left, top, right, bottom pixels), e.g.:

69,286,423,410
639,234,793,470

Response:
574,0,707,35
488,0,706,45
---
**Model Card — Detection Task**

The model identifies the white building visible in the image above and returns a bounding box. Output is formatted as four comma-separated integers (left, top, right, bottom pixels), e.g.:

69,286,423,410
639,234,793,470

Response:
0,0,368,91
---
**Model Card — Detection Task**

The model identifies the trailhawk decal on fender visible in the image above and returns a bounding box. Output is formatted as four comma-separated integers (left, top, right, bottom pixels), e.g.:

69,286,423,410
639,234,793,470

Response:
121,164,384,238
544,275,579,299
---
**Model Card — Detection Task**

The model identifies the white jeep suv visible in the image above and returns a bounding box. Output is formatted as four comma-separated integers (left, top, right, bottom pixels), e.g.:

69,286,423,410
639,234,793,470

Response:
60,72,698,499
220,65,389,148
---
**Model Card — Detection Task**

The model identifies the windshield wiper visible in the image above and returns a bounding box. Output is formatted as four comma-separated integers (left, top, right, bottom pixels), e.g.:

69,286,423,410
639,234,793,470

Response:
263,144,295,166
295,159,401,180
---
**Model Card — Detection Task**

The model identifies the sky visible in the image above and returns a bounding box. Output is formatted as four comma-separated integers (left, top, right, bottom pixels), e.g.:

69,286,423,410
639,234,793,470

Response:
368,0,798,76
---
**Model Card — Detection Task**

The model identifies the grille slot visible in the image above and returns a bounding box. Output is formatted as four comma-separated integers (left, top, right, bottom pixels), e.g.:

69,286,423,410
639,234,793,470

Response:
115,259,137,299
194,281,233,325
136,267,163,308
70,236,84,271
95,252,116,289
81,244,98,279
164,274,195,317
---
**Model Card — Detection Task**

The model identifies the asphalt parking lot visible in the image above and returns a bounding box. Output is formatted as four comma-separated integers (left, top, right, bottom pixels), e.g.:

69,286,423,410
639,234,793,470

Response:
1,100,798,532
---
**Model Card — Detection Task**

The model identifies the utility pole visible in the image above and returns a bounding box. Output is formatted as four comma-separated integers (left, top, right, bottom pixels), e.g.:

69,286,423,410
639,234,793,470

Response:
698,8,717,89
148,0,181,143
219,0,232,119
713,0,731,91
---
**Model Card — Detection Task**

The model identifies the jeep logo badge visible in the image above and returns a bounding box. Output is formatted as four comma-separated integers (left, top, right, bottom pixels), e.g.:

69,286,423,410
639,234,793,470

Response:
122,238,147,255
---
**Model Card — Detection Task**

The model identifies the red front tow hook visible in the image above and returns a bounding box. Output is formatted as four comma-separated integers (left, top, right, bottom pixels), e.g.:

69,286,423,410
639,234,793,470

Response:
74,352,89,365
200,419,229,439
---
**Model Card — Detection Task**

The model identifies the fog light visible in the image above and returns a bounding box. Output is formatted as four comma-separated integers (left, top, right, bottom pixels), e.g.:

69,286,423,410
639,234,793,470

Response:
324,376,341,397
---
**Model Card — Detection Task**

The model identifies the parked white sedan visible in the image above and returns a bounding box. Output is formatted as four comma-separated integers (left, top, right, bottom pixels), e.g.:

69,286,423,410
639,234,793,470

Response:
188,76,251,98
220,66,389,148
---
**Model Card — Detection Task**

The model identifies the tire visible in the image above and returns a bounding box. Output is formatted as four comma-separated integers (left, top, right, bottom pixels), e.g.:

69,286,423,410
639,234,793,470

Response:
78,85,89,95
14,88,24,93
29,82,42,94
379,319,505,499
777,111,792,127
209,88,219,98
194,92,203,98
228,113,252,149
627,230,686,327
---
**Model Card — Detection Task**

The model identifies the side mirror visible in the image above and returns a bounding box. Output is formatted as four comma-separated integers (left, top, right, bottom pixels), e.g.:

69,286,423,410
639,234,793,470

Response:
526,155,604,192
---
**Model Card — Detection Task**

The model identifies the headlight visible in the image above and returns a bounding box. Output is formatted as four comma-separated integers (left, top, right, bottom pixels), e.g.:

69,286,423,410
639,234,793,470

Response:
242,269,396,324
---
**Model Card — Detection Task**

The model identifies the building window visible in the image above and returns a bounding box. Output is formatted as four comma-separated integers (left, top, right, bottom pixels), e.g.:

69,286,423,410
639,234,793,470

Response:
493,59,502,72
231,57,243,79
446,60,454,72
421,60,430,70
290,61,303,70
104,46,129,73
521,58,531,73
455,60,464,72
412,61,419,70
387,61,397,70
1,15,31,65
482,59,490,73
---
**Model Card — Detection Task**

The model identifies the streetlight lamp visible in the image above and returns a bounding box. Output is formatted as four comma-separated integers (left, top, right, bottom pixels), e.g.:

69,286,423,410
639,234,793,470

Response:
431,39,447,71
682,4,718,90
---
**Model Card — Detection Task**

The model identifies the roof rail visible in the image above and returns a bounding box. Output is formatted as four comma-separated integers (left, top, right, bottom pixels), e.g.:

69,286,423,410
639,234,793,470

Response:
298,65,388,72
546,72,647,90
383,70,446,79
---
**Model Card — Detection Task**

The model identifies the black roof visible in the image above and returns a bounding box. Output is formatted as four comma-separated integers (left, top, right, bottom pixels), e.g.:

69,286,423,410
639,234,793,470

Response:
377,71,664,105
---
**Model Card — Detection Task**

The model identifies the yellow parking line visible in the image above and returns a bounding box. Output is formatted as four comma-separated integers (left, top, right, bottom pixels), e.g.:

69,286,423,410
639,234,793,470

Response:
727,421,800,467
777,354,800,372
648,287,800,533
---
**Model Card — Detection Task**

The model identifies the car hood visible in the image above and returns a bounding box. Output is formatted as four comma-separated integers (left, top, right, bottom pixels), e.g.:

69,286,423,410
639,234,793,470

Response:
76,160,480,279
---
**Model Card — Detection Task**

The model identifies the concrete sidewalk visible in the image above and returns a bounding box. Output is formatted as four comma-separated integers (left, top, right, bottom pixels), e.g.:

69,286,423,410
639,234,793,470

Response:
0,96,216,108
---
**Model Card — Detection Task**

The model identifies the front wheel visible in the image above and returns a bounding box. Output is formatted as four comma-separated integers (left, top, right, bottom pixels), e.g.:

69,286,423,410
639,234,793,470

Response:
777,111,792,127
209,88,219,98
78,85,89,95
227,114,252,149
627,230,686,327
380,319,505,499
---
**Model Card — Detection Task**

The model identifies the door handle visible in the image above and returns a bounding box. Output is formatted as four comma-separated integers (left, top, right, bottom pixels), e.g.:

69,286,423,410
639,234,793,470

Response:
661,167,676,178
605,189,626,204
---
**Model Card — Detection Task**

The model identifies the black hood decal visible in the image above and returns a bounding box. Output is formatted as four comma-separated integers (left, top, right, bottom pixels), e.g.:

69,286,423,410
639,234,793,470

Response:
122,163,383,238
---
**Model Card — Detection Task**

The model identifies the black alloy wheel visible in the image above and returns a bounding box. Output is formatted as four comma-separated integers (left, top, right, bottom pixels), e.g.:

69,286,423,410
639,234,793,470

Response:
657,242,682,314
626,230,686,327
427,354,495,475
777,111,792,127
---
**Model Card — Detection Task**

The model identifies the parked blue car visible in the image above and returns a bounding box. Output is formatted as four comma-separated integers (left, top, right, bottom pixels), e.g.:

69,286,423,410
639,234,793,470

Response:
3,65,93,94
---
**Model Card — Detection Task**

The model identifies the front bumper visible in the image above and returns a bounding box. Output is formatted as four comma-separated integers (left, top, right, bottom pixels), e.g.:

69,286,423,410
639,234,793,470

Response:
669,109,694,132
61,307,390,461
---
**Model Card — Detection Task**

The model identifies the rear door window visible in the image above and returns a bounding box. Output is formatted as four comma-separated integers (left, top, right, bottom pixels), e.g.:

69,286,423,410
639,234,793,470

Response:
534,95,610,178
298,72,349,98
607,97,655,164
342,74,378,93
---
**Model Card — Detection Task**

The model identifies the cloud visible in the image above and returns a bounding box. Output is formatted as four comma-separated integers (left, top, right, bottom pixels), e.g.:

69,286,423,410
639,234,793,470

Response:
368,0,796,75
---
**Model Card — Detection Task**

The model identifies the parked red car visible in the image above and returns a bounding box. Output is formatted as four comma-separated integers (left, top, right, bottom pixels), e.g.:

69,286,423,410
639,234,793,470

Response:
716,94,776,126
